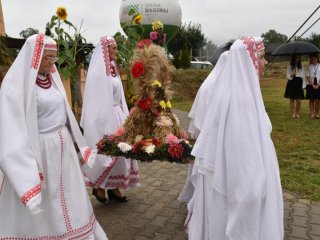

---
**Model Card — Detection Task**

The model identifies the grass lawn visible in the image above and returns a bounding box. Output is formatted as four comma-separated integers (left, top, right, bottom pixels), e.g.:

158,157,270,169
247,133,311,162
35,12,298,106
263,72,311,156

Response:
172,63,320,201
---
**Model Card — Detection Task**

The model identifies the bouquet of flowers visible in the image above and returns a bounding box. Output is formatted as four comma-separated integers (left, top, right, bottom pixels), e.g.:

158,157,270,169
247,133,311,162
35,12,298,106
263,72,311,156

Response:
149,20,166,47
97,39,194,163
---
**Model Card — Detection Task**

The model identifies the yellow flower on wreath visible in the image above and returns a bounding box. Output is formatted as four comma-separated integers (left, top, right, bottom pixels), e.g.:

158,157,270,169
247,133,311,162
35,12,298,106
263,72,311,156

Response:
151,80,162,87
152,20,164,31
166,101,172,109
56,6,68,21
132,14,143,25
159,100,166,109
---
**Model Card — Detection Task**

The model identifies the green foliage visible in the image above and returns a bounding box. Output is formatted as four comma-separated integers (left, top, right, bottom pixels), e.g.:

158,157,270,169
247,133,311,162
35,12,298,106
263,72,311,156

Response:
261,29,288,43
19,28,39,39
46,12,92,110
168,22,207,57
0,35,15,66
180,43,191,69
302,32,320,48
172,51,181,69
114,11,144,102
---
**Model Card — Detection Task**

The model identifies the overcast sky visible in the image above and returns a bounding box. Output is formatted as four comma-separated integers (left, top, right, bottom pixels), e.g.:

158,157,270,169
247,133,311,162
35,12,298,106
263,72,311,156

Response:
2,0,320,46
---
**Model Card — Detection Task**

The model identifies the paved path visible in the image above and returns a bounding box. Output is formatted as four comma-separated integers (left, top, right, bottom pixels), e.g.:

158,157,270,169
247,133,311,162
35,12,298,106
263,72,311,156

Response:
92,109,320,240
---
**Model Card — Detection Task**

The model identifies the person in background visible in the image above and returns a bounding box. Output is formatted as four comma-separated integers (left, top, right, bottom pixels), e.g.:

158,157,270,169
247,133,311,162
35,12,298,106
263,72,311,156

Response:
186,37,283,240
81,36,140,203
0,34,107,239
306,53,320,118
284,54,305,118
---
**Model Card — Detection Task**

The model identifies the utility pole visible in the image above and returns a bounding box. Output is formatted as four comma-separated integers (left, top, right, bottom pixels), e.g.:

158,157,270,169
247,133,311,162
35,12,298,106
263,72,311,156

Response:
0,0,5,36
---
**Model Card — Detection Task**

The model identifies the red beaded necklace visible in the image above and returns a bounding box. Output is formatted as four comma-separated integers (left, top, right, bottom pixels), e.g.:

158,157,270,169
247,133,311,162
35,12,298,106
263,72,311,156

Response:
36,74,52,89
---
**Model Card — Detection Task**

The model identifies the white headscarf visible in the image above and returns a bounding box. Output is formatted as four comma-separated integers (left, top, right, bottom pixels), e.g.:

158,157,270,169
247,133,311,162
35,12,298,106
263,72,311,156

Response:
80,36,128,148
188,51,229,137
0,34,95,212
191,38,283,239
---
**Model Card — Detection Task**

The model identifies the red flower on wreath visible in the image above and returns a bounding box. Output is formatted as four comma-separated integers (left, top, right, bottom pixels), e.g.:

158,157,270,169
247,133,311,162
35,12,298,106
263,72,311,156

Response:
152,138,161,146
137,39,152,49
132,140,148,153
96,139,105,150
131,61,145,78
137,96,152,111
168,143,183,159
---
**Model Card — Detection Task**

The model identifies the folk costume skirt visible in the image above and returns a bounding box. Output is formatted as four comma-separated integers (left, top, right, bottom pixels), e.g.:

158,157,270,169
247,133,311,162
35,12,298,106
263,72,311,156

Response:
0,126,107,240
85,105,140,190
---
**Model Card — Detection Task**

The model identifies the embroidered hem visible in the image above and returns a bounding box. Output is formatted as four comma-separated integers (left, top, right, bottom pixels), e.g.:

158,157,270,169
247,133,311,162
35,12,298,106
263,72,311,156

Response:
0,214,97,240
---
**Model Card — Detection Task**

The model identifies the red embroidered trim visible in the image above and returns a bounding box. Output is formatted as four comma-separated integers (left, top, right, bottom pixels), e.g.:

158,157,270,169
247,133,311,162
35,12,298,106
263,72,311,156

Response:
241,37,259,73
44,43,57,51
100,36,118,77
21,184,41,205
105,178,140,189
1,214,96,240
39,173,44,181
58,130,72,232
81,148,92,166
31,34,44,69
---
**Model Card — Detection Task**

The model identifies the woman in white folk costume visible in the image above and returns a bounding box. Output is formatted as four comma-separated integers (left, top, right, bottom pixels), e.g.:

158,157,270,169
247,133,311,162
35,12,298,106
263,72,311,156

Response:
0,34,107,239
81,36,140,203
186,37,284,240
178,51,229,202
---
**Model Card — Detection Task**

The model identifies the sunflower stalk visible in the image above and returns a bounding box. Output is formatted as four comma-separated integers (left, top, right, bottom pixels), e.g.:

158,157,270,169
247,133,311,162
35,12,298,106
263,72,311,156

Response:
46,7,92,113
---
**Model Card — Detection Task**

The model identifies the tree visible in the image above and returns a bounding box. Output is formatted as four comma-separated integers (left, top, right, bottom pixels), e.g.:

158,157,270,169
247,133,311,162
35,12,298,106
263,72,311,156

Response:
19,28,39,39
180,43,191,69
305,32,320,48
172,51,181,69
261,29,288,43
202,40,217,63
168,22,207,57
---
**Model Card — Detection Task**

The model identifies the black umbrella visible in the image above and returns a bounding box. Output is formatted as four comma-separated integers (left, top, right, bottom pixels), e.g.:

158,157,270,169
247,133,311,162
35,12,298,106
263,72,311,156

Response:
212,41,233,65
271,41,320,56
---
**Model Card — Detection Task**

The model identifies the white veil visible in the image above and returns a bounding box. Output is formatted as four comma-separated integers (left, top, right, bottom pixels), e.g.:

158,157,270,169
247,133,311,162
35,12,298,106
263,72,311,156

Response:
190,38,283,239
188,51,229,137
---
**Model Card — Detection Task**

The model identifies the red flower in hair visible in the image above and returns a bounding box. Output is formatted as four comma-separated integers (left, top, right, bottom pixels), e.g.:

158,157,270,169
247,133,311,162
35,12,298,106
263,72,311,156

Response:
137,96,152,111
168,143,183,159
131,61,145,78
137,39,152,49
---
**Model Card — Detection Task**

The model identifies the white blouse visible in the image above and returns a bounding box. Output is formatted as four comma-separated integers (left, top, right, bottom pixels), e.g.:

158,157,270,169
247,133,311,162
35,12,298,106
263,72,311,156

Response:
36,79,67,133
112,76,122,106
286,65,305,80
306,63,320,85
286,65,306,88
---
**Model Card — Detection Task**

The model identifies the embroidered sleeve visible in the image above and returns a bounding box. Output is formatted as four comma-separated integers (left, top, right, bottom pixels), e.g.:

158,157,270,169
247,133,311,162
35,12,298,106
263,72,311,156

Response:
80,147,97,168
21,184,42,215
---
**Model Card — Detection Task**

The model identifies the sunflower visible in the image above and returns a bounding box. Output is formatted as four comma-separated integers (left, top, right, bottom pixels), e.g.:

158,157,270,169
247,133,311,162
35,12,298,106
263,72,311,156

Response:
56,6,68,21
132,14,143,25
